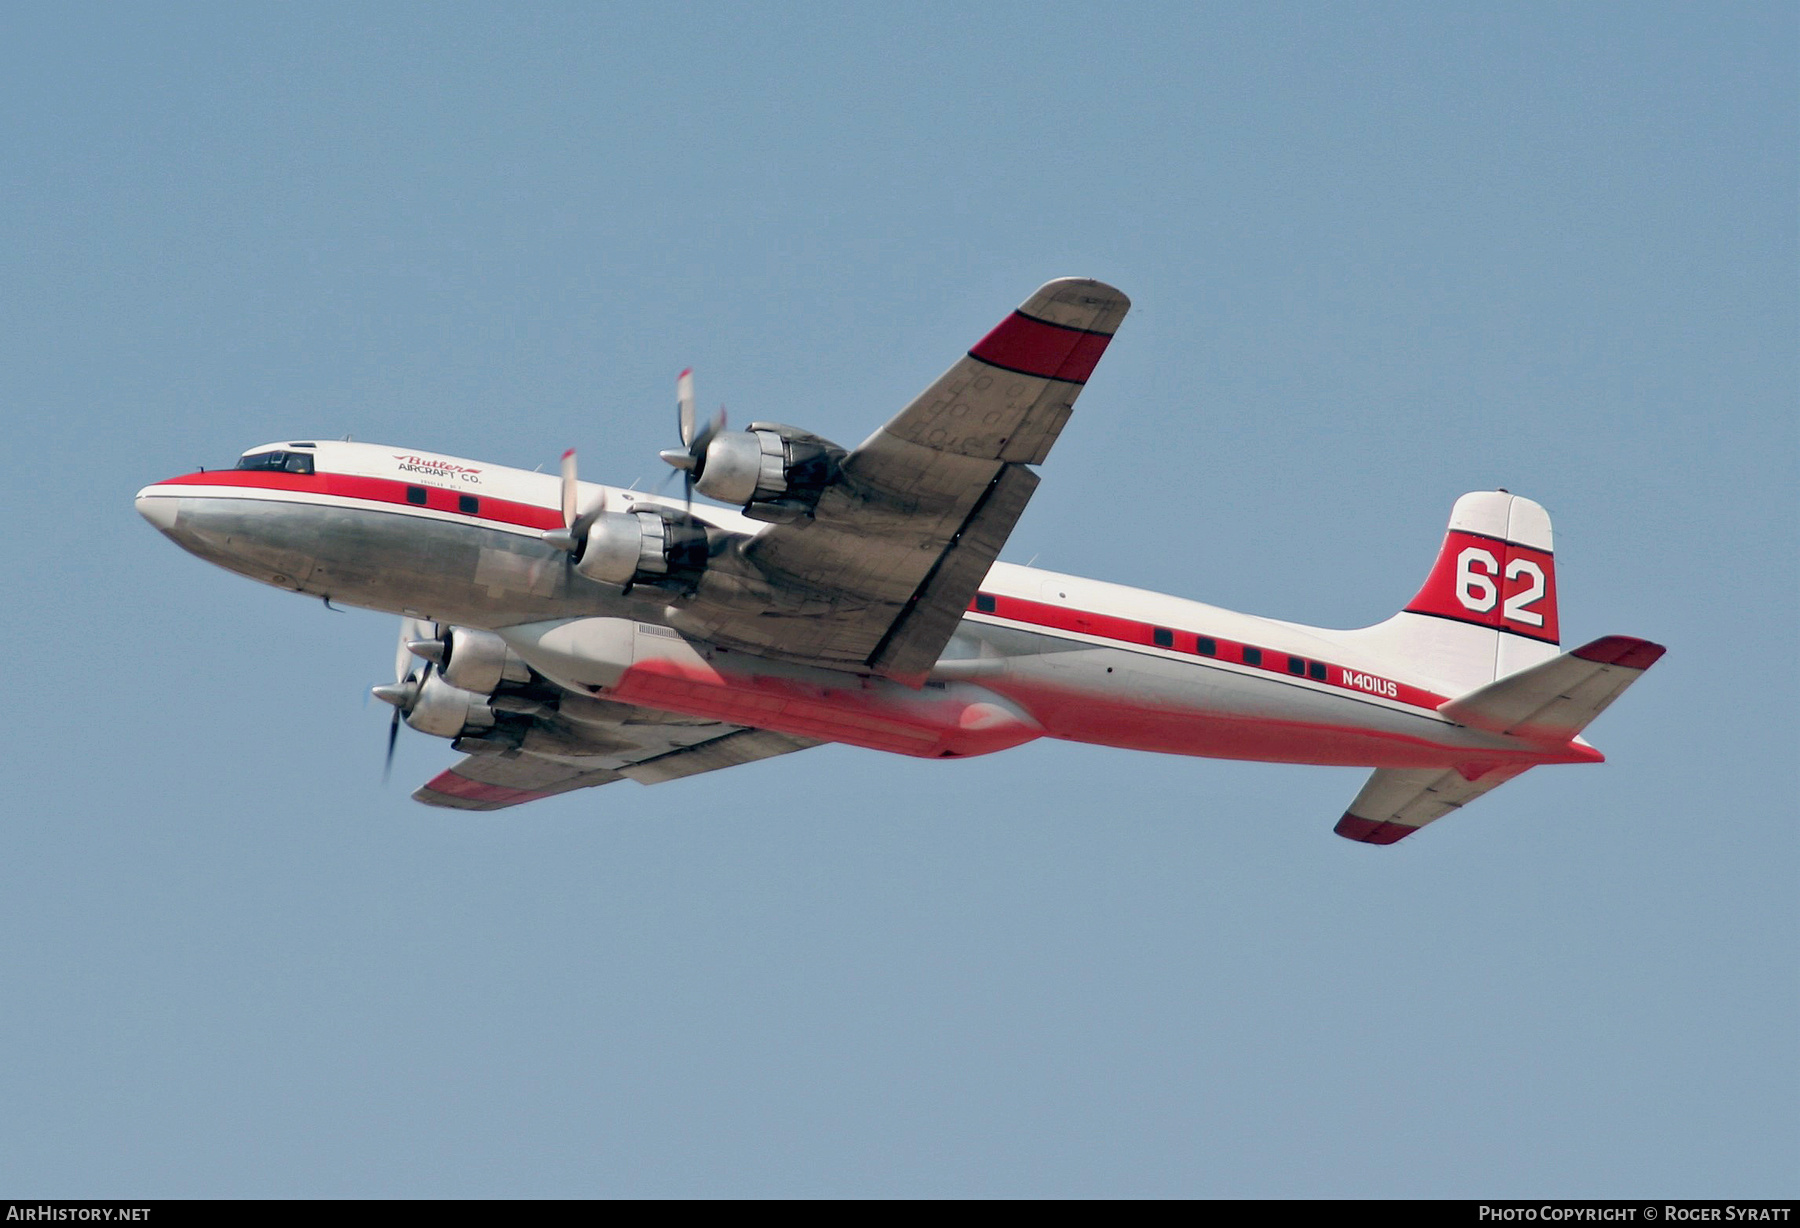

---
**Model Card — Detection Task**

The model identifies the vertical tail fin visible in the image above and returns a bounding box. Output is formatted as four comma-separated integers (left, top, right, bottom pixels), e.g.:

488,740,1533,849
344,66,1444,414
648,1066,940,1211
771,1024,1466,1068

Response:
1345,492,1562,695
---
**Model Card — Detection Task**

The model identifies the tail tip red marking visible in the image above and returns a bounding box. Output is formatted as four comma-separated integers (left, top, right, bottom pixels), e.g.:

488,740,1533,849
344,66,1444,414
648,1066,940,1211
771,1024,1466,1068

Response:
1334,814,1419,845
1571,636,1666,671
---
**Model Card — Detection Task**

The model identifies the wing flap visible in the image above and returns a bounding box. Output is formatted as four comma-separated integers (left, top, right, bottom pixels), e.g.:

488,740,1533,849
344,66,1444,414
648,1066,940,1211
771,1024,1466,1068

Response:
614,727,819,784
866,463,1039,680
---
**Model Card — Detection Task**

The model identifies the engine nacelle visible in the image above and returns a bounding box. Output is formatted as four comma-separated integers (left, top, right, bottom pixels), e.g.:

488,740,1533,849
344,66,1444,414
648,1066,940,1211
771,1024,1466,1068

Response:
693,424,843,516
405,672,497,740
438,626,532,695
575,510,709,586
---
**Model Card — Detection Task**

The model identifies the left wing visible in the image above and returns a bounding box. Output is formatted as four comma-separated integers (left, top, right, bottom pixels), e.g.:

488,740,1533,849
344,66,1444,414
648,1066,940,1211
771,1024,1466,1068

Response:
684,278,1129,682
415,712,818,811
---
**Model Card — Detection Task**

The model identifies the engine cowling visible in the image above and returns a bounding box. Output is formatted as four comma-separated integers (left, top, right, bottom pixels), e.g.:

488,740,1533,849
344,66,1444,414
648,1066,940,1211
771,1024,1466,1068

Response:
574,510,708,586
692,424,843,516
437,627,531,695
404,672,497,740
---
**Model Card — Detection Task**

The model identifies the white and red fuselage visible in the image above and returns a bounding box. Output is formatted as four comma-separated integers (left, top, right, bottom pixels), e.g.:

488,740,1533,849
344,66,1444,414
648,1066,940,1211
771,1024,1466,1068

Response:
136,439,1604,785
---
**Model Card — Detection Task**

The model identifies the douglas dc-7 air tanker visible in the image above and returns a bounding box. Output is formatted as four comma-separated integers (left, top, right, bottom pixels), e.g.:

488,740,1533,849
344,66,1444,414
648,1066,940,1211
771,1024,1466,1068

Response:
136,279,1663,843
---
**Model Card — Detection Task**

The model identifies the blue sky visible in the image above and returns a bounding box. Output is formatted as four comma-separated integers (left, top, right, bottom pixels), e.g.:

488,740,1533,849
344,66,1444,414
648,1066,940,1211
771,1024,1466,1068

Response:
3,2,1793,1196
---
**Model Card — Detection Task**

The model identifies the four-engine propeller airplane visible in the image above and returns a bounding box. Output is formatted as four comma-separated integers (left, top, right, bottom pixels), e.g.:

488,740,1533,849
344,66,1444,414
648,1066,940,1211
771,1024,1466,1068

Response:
136,278,1663,843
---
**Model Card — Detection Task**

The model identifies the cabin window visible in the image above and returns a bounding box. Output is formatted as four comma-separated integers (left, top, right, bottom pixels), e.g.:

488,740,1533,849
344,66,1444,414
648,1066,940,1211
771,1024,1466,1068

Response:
1309,661,1327,681
1242,647,1263,667
406,486,428,505
1287,656,1306,676
1197,637,1217,657
1153,627,1174,648
282,453,314,475
458,494,479,515
975,593,996,613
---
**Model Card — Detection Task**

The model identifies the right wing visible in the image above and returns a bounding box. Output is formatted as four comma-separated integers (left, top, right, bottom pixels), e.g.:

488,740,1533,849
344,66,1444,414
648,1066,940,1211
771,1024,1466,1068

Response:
685,279,1129,682
414,705,818,811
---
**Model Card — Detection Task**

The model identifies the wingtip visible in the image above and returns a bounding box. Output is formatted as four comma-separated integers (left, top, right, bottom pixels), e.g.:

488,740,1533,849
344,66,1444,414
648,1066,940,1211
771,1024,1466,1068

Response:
1016,278,1131,337
1571,636,1667,671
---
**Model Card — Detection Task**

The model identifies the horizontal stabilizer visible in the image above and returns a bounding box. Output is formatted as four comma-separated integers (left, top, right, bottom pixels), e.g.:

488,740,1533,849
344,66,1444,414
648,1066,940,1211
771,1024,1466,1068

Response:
1436,635,1666,744
1337,635,1665,845
1335,764,1531,845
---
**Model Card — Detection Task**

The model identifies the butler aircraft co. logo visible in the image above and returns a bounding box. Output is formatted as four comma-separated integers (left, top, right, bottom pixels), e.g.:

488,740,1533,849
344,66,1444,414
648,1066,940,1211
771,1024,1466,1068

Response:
394,455,483,484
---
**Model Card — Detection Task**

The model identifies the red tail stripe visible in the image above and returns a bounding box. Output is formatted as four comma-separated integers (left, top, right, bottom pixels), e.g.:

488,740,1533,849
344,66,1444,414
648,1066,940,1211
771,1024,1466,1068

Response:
968,311,1113,384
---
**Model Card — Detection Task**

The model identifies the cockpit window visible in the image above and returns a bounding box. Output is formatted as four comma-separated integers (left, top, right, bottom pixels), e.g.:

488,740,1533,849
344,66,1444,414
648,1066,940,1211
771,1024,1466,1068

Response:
237,450,314,475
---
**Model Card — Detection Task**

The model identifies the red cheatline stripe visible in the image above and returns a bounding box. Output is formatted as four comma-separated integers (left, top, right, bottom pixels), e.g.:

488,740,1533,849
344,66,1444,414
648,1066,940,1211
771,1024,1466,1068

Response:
1571,635,1666,671
1334,814,1419,844
968,591,1448,712
968,311,1113,384
425,771,552,804
155,470,564,532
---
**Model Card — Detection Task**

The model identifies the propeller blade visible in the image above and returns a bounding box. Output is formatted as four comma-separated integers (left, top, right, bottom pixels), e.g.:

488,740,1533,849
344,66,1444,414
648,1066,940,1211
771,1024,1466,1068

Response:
559,449,579,530
383,705,401,783
677,369,696,448
394,616,427,683
693,404,726,454
546,488,606,555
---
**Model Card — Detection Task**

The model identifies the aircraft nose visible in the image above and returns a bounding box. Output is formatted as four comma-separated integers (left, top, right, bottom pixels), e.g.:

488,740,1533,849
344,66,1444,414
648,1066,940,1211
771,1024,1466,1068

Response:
135,485,180,531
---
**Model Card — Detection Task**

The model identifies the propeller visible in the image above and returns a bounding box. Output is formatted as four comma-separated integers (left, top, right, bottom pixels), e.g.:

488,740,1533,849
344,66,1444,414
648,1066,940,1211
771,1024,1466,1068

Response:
372,616,432,782
658,368,725,519
542,448,607,557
